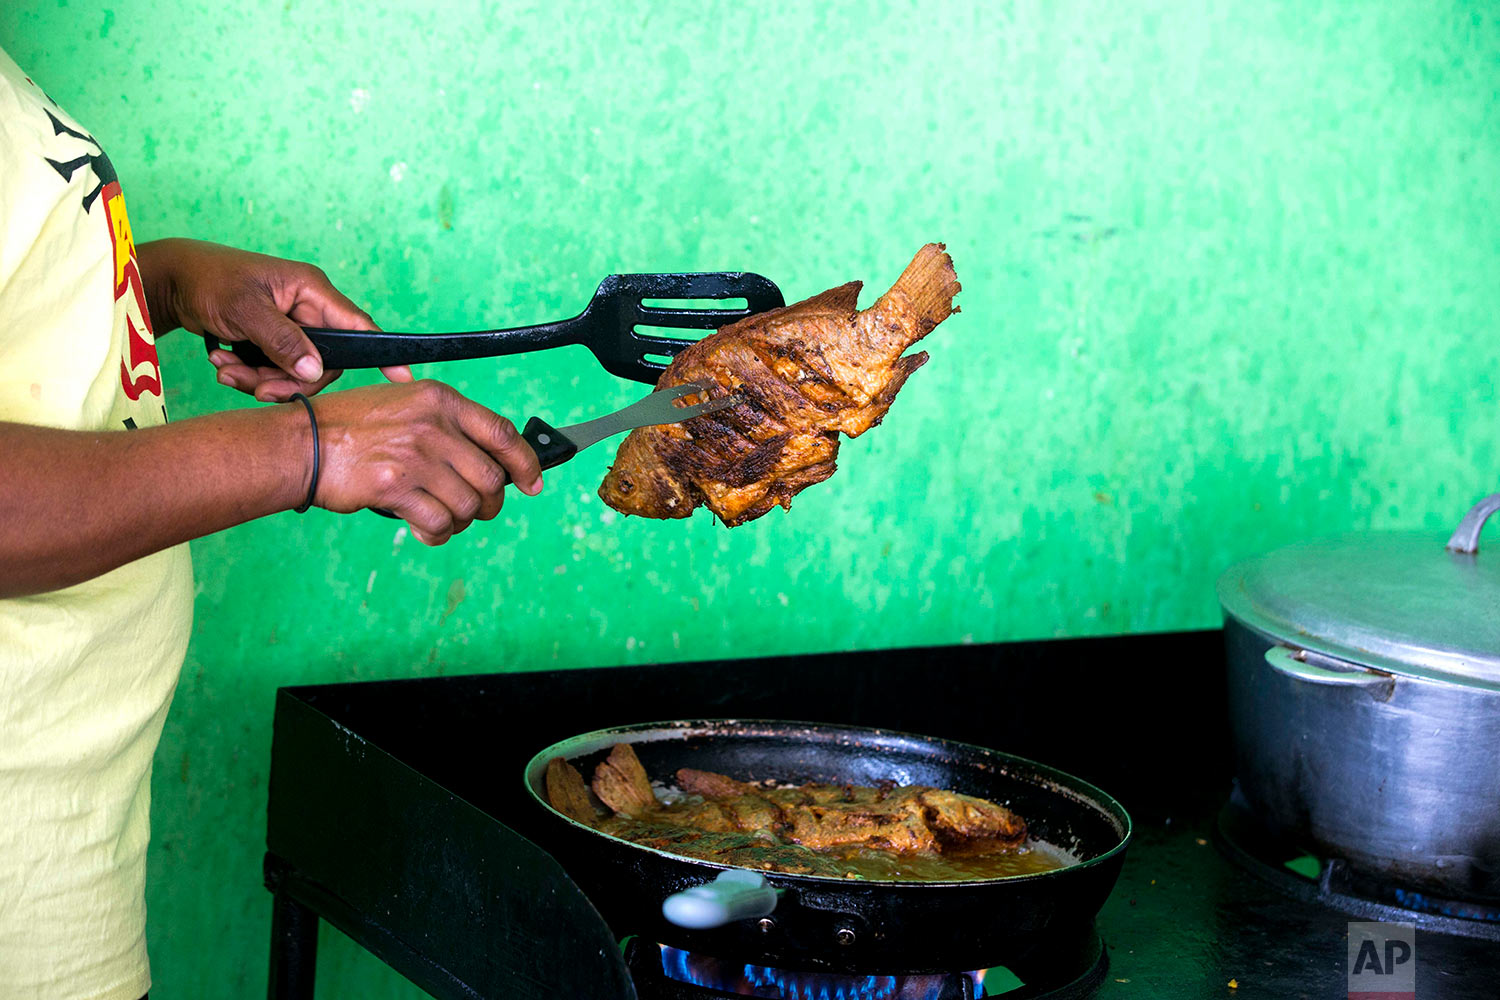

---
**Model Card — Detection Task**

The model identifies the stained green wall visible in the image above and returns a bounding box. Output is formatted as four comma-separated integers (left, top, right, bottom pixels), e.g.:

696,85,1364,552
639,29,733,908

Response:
3,1,1498,995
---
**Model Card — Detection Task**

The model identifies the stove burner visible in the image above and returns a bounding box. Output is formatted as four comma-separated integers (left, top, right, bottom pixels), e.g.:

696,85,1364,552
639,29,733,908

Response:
625,932,1108,1000
1215,799,1500,942
658,946,981,1000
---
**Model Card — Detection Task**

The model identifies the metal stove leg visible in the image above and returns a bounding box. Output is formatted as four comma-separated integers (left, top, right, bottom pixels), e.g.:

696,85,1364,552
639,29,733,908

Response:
269,891,319,1000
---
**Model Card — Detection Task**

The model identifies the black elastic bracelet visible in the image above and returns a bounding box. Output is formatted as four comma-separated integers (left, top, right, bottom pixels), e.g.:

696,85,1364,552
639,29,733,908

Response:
289,392,319,514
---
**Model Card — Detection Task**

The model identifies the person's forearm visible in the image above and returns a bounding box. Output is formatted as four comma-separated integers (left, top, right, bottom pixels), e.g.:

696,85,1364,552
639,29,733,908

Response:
0,405,311,597
135,238,193,335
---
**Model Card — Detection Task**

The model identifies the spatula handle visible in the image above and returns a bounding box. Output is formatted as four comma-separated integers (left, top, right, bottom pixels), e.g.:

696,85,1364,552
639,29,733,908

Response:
521,417,578,469
367,417,577,520
206,318,589,370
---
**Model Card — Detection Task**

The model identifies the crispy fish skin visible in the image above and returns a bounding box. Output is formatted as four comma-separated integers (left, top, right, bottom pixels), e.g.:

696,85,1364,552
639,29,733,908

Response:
676,767,761,799
675,768,784,834
917,788,1027,846
671,765,1027,854
782,796,941,853
599,244,960,526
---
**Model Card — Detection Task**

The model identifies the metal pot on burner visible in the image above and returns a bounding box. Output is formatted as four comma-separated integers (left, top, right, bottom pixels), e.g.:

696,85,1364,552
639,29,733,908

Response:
1217,495,1500,902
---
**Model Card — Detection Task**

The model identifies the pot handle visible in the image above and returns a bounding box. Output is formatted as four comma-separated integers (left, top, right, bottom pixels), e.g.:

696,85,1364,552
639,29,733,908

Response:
662,869,780,930
1264,645,1392,689
1446,494,1500,555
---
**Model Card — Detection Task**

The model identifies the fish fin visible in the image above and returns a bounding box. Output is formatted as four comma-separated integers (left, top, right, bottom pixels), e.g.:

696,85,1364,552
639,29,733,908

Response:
773,280,863,322
546,758,603,824
882,243,961,334
840,351,929,437
592,743,660,817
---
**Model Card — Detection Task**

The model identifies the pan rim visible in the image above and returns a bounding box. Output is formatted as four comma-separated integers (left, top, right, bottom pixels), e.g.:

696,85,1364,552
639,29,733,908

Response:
522,717,1133,888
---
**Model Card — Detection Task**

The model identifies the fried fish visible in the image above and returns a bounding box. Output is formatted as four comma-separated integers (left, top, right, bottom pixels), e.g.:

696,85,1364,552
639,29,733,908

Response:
599,244,960,526
544,743,1040,881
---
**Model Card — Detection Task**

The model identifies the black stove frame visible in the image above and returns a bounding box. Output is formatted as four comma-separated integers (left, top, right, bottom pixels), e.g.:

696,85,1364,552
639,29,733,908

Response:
262,630,1500,999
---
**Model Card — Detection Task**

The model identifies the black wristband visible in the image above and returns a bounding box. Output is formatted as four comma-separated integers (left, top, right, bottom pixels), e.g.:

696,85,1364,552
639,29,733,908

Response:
290,392,320,514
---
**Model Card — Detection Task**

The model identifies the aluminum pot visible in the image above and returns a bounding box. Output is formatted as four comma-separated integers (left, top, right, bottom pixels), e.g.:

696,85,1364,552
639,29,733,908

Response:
1218,495,1500,902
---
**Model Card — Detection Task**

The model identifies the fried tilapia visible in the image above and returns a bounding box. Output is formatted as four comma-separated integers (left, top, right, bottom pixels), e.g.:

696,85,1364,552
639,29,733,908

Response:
544,743,1046,881
599,244,961,526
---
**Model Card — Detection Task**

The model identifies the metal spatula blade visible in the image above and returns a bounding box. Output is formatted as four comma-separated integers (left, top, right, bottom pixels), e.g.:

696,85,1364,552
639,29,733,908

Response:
368,381,736,519
541,381,738,455
207,271,784,385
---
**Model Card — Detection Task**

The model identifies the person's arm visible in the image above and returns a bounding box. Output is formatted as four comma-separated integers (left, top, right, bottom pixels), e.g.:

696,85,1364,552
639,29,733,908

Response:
0,380,543,599
136,238,413,401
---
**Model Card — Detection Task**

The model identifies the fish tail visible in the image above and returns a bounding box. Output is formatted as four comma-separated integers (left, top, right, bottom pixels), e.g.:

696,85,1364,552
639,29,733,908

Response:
889,243,961,330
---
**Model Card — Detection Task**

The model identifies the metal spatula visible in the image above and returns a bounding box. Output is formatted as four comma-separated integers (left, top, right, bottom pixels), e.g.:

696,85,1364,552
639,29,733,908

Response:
521,380,739,469
207,272,784,385
370,381,738,518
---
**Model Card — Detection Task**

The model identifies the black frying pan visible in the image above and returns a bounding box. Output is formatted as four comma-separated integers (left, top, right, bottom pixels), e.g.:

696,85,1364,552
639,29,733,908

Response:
522,720,1130,974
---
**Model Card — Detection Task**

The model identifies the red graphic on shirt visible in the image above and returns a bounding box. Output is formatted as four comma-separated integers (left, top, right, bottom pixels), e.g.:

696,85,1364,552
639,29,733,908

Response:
100,180,162,401
121,313,162,401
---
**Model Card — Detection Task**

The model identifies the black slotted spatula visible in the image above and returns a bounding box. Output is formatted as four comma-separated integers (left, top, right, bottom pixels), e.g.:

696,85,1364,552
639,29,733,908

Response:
206,271,785,385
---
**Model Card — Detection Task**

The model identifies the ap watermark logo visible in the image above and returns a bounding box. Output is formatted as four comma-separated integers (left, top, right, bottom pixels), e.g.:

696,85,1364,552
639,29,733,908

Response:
1348,921,1415,999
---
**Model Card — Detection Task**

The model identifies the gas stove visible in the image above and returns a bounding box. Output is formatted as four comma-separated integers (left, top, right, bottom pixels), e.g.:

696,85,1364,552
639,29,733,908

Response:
261,631,1499,998
1215,792,1500,940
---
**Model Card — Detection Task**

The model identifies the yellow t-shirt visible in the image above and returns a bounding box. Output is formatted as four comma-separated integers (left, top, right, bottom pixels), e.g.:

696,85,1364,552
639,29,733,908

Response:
0,48,194,1000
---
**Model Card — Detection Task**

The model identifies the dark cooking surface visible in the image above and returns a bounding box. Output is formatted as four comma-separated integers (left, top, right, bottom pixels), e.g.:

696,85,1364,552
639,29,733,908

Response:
265,630,1500,998
1100,822,1496,997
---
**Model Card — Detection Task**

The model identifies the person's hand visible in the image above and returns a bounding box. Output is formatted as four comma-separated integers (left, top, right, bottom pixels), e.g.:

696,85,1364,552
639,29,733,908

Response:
306,379,543,545
138,238,412,401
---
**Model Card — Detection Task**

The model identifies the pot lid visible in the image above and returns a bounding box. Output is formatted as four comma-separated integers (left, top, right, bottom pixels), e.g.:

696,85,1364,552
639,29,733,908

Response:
1217,494,1500,690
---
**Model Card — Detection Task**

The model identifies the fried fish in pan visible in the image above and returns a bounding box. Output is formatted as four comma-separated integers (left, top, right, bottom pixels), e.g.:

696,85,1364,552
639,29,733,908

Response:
544,743,1037,881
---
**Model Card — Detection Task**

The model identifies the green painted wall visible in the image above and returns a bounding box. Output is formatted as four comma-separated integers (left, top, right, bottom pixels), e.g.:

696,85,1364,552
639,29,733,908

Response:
3,0,1498,995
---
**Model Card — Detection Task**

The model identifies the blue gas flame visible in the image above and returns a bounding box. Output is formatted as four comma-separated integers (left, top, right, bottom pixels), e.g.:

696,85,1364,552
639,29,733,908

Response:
658,945,989,999
742,964,897,1000
1392,887,1500,922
